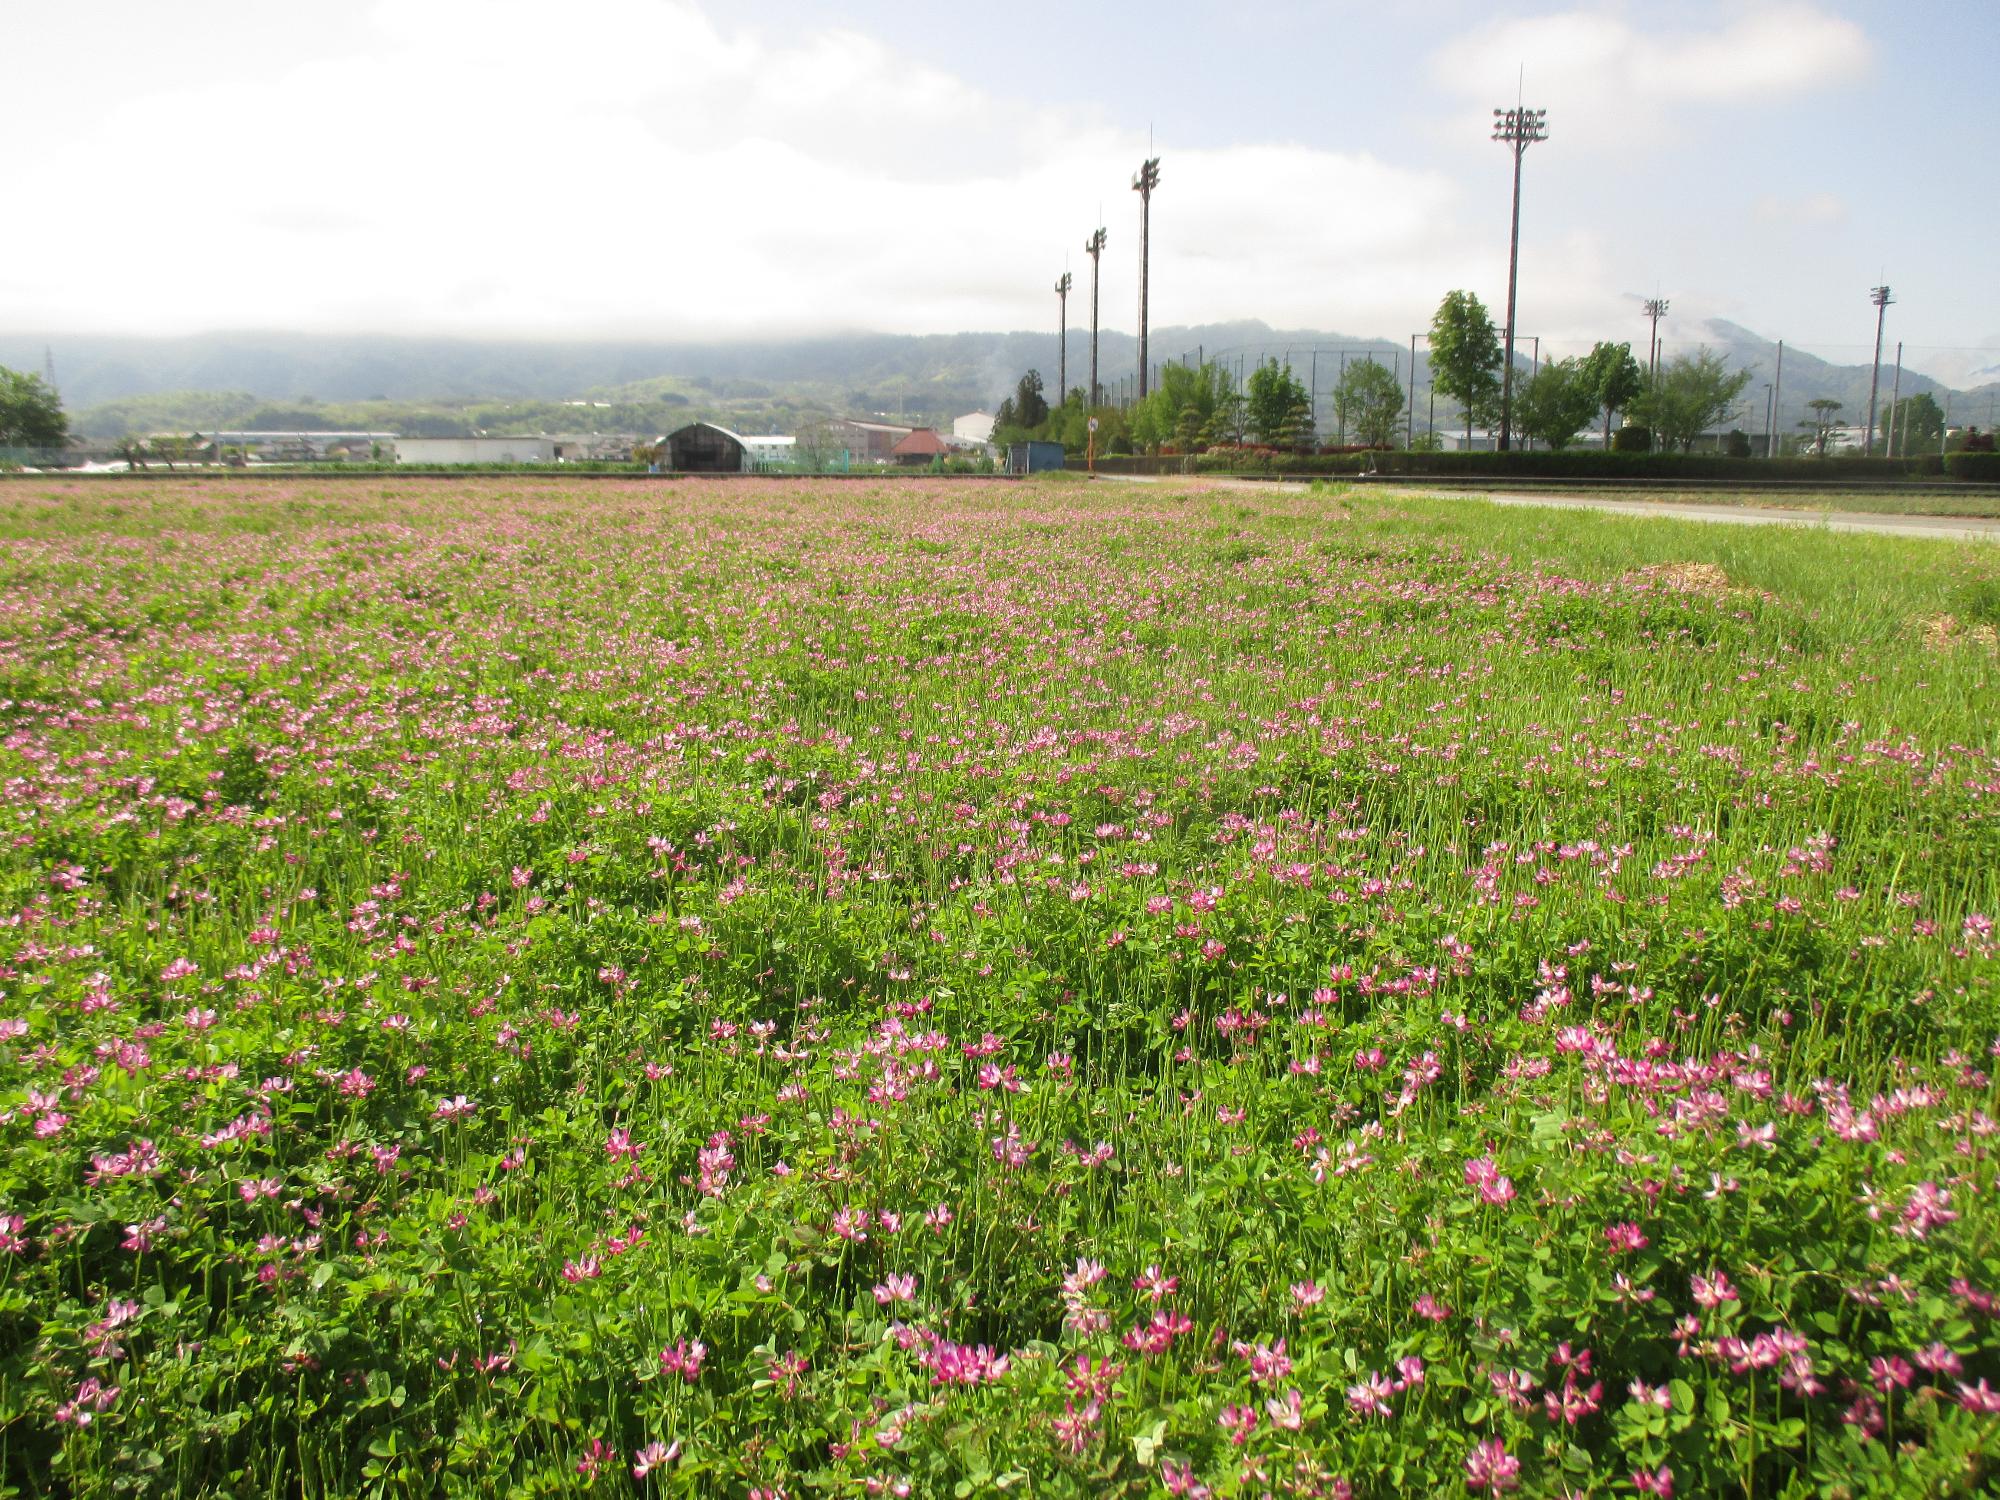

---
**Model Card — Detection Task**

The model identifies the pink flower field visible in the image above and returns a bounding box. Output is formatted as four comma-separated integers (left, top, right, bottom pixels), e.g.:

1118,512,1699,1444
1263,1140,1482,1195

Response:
0,473,1996,1496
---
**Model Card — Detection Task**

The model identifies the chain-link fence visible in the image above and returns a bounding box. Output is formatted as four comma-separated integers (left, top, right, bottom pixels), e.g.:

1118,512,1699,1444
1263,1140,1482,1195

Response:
1132,334,1999,456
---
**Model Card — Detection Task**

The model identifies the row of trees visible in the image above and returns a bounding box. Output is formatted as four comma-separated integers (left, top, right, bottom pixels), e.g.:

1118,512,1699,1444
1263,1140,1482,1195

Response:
1428,290,1758,452
992,290,1768,459
1797,391,1953,457
993,351,1412,456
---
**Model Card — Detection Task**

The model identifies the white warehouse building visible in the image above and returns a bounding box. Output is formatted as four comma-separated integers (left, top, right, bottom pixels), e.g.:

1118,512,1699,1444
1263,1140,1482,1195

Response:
395,436,557,464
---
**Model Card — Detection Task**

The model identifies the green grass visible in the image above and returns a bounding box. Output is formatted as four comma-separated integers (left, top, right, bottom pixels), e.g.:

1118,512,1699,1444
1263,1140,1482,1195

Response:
0,474,1995,1497
1379,480,2000,519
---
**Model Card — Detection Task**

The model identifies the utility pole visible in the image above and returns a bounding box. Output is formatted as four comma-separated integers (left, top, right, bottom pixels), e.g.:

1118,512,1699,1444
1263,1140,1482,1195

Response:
1491,104,1548,452
1643,299,1669,382
1771,340,1783,459
1084,227,1107,408
1054,271,1072,406
1865,285,1892,457
1407,336,1418,448
1132,157,1161,401
1886,341,1903,458
1763,383,1773,459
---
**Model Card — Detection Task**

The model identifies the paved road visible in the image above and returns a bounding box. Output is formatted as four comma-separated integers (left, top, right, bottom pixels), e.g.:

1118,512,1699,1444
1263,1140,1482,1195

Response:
1094,474,2000,544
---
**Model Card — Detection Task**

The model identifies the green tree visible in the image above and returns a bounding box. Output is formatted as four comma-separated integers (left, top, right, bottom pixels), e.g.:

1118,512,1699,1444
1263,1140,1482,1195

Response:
1130,362,1232,452
1331,359,1405,447
1886,391,1945,457
1012,371,1049,430
1428,291,1501,444
1276,394,1315,452
1246,359,1310,446
1579,341,1644,446
150,434,193,470
0,366,68,448
1800,398,1844,458
1634,350,1753,452
1512,358,1601,450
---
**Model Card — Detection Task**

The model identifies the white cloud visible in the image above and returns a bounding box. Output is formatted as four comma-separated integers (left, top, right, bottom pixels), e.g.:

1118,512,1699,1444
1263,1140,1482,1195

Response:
1429,3,1871,152
2,0,1547,342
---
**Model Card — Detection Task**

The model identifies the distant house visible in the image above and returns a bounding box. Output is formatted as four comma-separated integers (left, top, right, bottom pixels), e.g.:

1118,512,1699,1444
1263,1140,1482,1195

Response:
820,418,914,464
890,428,947,465
396,436,556,464
952,411,996,444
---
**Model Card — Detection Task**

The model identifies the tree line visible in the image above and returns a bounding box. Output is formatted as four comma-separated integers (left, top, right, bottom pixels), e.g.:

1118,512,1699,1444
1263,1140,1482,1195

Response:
995,289,1958,458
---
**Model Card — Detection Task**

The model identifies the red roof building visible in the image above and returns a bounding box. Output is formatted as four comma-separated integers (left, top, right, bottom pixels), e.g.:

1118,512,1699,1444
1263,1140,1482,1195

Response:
890,427,947,464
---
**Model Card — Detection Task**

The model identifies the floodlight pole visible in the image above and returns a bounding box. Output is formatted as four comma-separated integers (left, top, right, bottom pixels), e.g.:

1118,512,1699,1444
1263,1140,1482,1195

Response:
1132,158,1161,401
1865,285,1892,457
1085,228,1107,408
1491,105,1547,453
1055,272,1072,406
1643,298,1669,383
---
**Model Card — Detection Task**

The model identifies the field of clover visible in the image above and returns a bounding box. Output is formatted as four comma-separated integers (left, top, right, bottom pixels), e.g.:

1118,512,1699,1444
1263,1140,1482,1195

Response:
0,472,1996,1499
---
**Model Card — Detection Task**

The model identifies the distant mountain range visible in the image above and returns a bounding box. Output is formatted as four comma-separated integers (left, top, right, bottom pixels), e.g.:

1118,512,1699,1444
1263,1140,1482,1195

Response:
4,322,1994,439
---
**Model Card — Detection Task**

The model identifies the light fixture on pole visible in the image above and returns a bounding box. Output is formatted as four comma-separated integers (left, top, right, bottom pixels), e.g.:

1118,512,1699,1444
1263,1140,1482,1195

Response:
1131,157,1161,401
1491,104,1548,452
1865,285,1892,457
1643,298,1669,382
1054,271,1072,406
1084,228,1107,408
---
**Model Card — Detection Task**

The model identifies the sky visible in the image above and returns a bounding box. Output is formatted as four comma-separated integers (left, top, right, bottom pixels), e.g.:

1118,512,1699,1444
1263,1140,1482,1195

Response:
9,0,1999,385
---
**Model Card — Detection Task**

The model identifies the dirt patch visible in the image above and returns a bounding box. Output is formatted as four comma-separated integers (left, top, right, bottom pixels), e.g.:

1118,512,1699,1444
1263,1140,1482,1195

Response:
1919,614,2000,652
1624,562,1736,600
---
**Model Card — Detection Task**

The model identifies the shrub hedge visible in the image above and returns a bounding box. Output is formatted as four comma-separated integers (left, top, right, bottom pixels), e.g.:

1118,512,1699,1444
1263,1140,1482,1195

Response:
1945,451,2000,482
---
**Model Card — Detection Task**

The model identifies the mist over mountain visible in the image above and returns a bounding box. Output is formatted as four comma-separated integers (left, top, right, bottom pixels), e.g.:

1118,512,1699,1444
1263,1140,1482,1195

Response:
6,321,1993,439
4,324,1402,419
